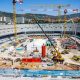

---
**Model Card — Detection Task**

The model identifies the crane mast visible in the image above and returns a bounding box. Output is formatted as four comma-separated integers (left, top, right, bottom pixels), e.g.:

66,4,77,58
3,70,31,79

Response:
13,0,17,40
63,9,68,38
57,5,61,22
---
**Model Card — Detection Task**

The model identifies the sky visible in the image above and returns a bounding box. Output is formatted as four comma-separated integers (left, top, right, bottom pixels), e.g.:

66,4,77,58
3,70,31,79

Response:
0,0,80,15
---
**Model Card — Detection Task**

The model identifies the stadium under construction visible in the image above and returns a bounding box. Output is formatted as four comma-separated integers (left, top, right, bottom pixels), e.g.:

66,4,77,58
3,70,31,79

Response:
0,0,80,79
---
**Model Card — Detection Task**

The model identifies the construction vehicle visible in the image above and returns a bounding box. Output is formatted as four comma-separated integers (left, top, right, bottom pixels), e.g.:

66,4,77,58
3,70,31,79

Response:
72,55,80,62
61,49,69,54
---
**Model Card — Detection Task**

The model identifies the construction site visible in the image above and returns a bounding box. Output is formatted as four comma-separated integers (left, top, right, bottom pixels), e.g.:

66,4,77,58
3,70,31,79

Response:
0,0,80,79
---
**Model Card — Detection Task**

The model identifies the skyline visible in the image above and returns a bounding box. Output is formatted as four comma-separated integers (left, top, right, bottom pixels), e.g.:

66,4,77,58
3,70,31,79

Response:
0,0,80,15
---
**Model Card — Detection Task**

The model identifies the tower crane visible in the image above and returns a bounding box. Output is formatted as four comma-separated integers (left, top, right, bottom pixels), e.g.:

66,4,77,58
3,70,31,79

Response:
12,0,23,41
57,4,70,22
52,4,70,23
30,4,70,22
12,0,17,40
63,9,68,38
63,8,79,38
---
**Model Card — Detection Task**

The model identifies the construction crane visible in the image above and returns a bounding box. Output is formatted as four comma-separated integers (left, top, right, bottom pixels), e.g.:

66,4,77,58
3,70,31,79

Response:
12,0,23,41
12,0,17,40
49,4,70,22
56,4,70,22
26,5,70,62
63,9,68,38
63,8,79,38
30,4,70,22
29,14,64,63
18,4,70,23
53,8,69,37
